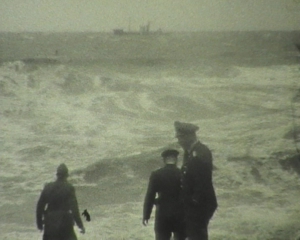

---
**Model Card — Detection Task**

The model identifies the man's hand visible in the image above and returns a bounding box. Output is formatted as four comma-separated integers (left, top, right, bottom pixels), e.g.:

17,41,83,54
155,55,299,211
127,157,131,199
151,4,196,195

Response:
80,227,86,234
142,218,149,226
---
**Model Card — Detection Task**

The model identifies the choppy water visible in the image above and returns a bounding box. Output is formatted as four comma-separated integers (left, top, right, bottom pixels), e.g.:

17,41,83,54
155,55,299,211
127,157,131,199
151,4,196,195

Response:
0,31,300,239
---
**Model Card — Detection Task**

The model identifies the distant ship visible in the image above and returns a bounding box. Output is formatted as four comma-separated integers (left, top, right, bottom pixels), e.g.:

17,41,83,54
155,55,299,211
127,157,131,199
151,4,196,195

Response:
113,22,162,36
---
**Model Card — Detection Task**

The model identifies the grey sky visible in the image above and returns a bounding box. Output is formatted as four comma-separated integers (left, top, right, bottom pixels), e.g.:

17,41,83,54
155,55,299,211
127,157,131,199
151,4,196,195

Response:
1,0,300,32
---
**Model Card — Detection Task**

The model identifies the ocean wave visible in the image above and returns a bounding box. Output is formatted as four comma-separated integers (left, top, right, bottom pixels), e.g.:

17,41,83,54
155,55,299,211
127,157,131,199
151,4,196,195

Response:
58,71,95,95
154,95,219,120
71,144,177,183
21,57,61,65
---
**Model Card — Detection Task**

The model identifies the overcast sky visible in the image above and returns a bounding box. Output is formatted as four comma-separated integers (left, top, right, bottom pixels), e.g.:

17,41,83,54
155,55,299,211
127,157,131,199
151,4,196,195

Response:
1,0,300,32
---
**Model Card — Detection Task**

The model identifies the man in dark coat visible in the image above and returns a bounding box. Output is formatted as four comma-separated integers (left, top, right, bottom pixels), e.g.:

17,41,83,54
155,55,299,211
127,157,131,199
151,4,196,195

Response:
174,121,218,240
143,149,186,240
36,163,85,240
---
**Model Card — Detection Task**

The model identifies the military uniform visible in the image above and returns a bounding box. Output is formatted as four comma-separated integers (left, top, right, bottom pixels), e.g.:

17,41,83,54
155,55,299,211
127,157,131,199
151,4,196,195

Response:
36,164,84,240
175,121,217,240
143,150,185,240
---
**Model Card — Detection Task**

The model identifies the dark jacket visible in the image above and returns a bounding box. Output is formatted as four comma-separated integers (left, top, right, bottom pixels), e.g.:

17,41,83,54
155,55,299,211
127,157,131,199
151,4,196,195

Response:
36,179,84,239
143,164,184,221
181,141,217,223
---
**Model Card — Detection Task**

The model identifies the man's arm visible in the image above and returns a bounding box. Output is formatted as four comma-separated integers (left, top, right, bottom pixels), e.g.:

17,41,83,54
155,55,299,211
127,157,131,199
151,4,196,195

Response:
190,159,211,204
69,186,85,233
143,172,157,226
36,187,47,231
190,157,217,220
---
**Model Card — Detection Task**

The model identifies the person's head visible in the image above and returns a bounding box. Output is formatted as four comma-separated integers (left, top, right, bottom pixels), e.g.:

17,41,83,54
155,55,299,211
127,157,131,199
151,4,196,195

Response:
56,163,69,180
161,149,179,164
174,121,199,150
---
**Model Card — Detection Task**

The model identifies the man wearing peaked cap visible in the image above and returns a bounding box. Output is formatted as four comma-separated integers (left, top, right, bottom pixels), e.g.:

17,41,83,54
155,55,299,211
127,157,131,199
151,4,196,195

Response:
174,121,199,137
174,121,217,240
143,149,186,240
36,163,85,240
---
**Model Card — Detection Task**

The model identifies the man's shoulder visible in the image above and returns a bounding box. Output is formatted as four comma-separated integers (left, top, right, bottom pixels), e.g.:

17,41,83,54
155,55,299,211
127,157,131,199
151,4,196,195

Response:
151,165,178,175
191,142,211,159
44,180,74,190
59,180,74,189
151,167,163,176
43,181,55,189
194,141,211,153
40,181,55,196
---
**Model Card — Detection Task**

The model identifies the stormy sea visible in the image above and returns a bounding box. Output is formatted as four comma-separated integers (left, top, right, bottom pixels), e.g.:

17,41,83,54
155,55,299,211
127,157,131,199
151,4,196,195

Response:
1,30,300,240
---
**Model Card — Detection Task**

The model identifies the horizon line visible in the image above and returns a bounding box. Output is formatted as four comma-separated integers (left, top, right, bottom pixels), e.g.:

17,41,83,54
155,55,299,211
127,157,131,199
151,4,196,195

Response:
1,29,300,34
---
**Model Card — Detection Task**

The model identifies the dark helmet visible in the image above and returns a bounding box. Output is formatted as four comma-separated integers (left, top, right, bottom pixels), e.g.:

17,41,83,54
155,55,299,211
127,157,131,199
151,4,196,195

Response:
56,163,69,177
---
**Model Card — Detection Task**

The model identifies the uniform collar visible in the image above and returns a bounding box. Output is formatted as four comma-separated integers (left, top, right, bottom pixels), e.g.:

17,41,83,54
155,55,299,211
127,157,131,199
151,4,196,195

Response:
187,140,199,154
165,163,177,167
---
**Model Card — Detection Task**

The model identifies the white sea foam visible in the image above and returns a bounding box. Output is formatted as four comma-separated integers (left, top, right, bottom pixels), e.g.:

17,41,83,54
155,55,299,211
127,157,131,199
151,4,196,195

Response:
0,31,300,238
1,62,298,200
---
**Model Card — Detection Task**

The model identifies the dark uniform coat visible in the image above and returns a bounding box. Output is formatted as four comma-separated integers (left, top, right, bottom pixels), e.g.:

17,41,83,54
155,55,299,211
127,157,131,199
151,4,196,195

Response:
143,164,185,240
181,141,217,240
36,179,84,240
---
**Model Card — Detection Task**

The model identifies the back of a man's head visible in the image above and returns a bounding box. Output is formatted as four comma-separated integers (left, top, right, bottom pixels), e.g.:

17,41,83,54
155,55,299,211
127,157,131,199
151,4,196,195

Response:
56,163,69,179
161,149,179,165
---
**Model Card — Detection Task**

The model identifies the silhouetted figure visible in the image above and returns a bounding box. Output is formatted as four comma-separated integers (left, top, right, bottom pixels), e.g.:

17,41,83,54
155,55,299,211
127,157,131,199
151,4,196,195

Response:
36,163,85,240
82,209,91,222
143,149,186,240
174,121,218,240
